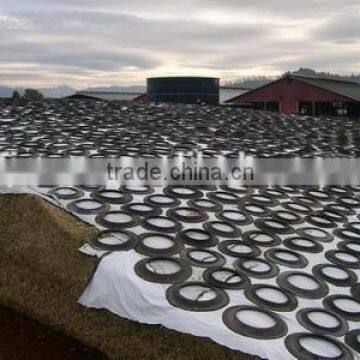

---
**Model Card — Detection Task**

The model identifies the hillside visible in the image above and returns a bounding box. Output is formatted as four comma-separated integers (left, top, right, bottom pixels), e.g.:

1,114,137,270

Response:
0,85,146,98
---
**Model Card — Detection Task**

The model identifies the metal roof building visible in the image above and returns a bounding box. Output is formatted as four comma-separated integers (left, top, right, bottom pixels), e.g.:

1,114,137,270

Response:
67,90,145,101
228,74,360,117
219,86,249,104
66,85,248,106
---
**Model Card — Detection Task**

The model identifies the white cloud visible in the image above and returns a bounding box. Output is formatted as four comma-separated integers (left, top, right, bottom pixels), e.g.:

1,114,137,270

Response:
0,0,359,87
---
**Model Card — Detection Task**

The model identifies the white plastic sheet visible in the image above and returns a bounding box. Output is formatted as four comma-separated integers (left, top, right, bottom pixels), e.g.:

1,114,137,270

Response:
78,249,359,360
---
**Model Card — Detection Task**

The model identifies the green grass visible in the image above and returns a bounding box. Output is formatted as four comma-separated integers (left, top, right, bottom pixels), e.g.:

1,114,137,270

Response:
0,194,255,360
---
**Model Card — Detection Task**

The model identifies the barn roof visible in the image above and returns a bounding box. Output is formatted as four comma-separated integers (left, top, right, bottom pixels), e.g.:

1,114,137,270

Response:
291,74,360,102
228,74,360,103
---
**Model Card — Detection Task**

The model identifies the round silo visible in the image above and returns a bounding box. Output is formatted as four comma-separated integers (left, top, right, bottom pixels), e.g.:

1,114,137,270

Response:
147,77,220,105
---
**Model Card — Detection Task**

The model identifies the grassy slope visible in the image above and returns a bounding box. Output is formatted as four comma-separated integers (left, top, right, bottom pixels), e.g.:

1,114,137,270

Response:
0,195,254,360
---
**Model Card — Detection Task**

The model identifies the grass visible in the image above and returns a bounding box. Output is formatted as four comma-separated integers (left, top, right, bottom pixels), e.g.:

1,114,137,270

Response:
0,194,255,360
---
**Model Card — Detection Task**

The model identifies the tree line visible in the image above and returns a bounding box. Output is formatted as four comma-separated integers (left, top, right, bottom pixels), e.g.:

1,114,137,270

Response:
223,68,360,89
12,89,44,101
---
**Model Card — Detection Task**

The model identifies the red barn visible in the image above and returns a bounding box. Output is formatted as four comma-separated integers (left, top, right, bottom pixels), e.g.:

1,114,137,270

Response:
228,74,360,117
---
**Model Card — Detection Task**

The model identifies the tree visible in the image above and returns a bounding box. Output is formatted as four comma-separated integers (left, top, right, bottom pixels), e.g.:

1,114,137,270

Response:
23,88,44,100
11,90,21,100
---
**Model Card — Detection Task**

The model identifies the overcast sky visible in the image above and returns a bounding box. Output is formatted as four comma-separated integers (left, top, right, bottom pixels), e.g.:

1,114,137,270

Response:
0,0,359,88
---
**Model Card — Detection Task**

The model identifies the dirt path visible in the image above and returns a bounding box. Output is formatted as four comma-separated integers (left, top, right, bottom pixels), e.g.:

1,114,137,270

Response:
0,306,106,360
